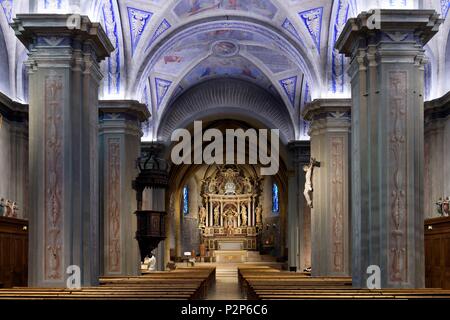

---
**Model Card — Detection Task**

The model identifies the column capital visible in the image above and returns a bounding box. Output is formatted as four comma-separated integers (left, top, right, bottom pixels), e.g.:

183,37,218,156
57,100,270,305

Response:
11,14,114,61
336,9,442,57
99,100,151,122
302,99,351,135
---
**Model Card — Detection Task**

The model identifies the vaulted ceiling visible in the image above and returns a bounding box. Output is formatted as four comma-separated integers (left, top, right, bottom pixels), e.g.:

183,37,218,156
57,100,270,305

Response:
0,0,449,141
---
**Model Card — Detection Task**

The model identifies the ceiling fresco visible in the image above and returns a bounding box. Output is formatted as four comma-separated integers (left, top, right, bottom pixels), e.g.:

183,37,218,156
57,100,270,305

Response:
173,0,278,20
0,0,448,142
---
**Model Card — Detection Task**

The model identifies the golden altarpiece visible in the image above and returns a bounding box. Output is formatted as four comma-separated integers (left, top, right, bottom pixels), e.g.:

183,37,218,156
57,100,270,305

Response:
198,166,263,252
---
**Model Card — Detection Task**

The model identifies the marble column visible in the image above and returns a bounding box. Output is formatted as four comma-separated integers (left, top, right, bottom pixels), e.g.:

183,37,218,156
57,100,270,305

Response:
303,99,352,277
12,14,113,287
287,141,311,272
424,92,450,219
336,9,442,288
99,100,150,276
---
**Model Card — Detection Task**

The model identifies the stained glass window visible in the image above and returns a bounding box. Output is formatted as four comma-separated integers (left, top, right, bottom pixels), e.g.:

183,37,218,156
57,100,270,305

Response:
272,183,279,213
182,185,189,215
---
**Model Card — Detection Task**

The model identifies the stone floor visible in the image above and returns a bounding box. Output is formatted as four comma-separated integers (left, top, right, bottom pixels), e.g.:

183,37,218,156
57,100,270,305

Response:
207,265,243,300
204,262,284,300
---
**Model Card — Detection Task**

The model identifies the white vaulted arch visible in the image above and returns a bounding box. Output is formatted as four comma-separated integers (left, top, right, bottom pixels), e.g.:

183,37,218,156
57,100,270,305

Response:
157,78,296,144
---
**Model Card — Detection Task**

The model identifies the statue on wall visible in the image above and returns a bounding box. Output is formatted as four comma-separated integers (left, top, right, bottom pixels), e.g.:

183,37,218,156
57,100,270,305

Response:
255,205,262,226
436,197,450,217
209,177,217,193
224,208,237,228
243,177,253,194
199,206,207,226
303,158,320,209
4,200,12,218
0,199,19,218
11,202,18,218
241,206,248,226
214,205,220,226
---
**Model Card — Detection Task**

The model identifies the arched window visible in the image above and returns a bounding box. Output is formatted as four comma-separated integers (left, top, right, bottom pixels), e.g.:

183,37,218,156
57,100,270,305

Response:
272,183,279,214
182,185,189,215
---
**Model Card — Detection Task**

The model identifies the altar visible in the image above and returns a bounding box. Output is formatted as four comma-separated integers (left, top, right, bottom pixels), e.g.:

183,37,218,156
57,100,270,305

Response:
213,250,248,263
217,239,244,250
198,166,264,252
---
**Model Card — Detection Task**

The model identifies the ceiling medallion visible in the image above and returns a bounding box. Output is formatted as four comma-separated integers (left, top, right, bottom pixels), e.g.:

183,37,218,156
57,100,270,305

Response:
211,40,240,57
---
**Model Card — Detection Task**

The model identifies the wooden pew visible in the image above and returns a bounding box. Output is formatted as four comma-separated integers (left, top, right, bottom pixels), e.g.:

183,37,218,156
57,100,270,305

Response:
0,267,216,300
238,266,450,300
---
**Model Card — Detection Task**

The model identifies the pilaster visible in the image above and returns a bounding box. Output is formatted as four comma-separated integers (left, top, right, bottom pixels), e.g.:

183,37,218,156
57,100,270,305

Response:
336,9,442,288
12,14,113,287
303,99,352,277
99,100,150,276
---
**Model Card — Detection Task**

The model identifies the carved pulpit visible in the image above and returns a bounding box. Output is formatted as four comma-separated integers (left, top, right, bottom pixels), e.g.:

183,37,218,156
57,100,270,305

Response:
133,143,169,261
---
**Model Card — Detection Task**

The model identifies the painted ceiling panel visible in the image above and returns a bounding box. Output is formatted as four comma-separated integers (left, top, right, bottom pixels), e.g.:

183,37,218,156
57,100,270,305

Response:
150,24,303,105
173,0,278,20
183,54,270,87
246,45,297,74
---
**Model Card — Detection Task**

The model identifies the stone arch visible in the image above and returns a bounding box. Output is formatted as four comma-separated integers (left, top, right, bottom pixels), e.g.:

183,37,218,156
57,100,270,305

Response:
157,78,296,144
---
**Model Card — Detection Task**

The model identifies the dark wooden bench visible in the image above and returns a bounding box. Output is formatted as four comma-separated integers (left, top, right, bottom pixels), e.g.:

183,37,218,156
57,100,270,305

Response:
0,267,216,300
238,266,450,300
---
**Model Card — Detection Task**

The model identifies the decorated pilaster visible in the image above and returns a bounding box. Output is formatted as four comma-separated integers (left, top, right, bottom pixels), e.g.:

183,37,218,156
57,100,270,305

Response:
12,14,113,287
99,100,150,276
303,99,351,277
287,141,311,272
336,10,442,288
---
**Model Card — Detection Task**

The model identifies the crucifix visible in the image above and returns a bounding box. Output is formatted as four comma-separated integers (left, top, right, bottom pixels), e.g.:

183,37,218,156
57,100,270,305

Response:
303,157,320,209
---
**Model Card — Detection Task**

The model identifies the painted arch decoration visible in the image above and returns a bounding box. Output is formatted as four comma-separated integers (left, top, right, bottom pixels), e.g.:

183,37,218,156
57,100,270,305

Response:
298,7,324,54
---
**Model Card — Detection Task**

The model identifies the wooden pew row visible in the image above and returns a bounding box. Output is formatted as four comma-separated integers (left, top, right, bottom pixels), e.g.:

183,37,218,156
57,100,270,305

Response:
255,289,450,300
0,267,216,300
102,267,216,299
238,267,351,297
100,267,215,299
238,267,450,300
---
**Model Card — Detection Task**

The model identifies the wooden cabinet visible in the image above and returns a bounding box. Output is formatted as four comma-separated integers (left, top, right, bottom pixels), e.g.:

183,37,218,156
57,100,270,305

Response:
425,216,450,289
0,217,28,288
